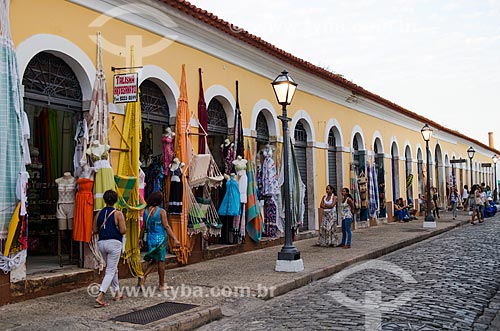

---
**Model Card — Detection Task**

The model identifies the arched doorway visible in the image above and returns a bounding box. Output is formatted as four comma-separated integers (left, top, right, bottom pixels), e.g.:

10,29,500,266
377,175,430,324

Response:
374,138,386,218
294,121,309,230
391,142,400,204
22,52,83,264
207,98,230,243
207,98,229,173
444,155,451,206
417,148,424,210
327,128,338,192
405,146,412,204
434,144,444,207
139,79,170,199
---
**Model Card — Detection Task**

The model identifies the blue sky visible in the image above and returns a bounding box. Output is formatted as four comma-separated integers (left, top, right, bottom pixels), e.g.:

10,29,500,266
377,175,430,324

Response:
188,0,500,148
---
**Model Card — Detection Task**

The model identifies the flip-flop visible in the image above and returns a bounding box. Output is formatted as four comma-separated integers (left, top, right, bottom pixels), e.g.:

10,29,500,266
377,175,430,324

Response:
94,301,109,308
113,295,126,302
159,286,173,291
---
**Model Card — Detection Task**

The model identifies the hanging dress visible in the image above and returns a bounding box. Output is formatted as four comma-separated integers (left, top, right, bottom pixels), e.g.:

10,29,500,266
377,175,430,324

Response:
73,178,94,242
90,145,115,211
73,120,88,177
162,135,174,173
262,151,278,196
218,177,240,216
144,207,167,262
167,167,183,215
223,143,235,175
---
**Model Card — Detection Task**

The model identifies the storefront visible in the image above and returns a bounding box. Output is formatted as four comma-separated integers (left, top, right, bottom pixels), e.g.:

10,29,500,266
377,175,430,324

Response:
23,51,83,270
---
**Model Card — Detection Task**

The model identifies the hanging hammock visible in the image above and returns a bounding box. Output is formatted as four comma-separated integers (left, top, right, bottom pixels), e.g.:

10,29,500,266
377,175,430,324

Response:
185,126,224,236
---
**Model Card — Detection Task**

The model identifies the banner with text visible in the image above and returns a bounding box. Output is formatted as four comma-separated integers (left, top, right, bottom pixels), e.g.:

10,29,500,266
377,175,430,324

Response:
113,72,138,103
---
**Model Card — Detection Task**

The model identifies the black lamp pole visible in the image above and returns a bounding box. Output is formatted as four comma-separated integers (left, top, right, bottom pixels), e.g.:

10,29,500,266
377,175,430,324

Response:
421,124,434,223
272,71,300,261
468,146,475,189
493,154,498,203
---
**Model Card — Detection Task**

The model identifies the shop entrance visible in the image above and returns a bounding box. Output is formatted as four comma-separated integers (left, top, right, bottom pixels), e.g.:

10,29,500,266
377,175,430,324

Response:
207,98,229,244
22,52,83,273
139,79,170,202
294,121,309,231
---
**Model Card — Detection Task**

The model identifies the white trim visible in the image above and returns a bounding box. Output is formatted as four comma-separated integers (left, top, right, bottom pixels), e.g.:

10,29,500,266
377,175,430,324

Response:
416,144,424,160
16,34,95,100
404,142,413,161
250,99,280,139
68,0,496,153
291,110,316,142
324,118,344,147
434,143,444,164
372,131,384,154
138,65,179,120
205,85,236,128
350,125,366,150
109,103,125,115
390,137,400,157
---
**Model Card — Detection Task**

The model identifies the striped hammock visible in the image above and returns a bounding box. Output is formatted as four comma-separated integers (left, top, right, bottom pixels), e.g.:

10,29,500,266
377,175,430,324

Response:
114,175,146,211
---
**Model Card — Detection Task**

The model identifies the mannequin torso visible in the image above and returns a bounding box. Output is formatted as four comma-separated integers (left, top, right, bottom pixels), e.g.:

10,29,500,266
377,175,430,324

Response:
56,172,77,196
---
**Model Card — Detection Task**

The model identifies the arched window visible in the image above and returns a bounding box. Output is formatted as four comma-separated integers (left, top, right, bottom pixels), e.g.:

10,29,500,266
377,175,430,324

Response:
208,99,228,135
327,129,337,190
140,80,169,124
22,52,82,110
256,112,269,143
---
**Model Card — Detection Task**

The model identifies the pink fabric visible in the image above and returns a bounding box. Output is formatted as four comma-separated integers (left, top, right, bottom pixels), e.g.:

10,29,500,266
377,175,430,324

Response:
162,135,174,171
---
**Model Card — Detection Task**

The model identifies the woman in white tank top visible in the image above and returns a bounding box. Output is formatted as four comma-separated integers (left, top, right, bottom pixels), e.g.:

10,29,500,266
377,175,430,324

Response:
317,185,338,247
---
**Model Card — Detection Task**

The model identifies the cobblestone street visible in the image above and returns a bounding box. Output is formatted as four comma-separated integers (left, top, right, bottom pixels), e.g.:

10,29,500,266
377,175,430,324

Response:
198,219,500,331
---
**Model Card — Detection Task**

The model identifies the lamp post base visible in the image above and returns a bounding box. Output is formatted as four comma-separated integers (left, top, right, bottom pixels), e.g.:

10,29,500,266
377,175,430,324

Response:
423,220,437,228
275,258,304,272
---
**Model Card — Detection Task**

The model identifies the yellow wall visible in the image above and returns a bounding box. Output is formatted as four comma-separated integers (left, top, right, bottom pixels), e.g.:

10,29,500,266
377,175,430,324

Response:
11,0,498,226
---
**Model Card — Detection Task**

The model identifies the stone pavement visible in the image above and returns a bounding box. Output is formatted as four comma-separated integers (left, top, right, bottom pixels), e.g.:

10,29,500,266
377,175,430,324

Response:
0,210,474,331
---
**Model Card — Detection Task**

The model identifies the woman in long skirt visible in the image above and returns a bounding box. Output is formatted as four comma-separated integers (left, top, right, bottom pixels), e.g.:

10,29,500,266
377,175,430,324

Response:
317,185,338,247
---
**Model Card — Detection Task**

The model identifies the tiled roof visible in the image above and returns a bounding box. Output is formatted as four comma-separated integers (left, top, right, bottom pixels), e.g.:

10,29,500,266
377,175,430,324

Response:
161,0,498,153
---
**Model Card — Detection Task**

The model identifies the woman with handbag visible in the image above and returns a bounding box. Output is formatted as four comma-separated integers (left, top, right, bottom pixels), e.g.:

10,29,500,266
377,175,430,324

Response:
92,190,126,307
139,191,180,291
471,185,483,225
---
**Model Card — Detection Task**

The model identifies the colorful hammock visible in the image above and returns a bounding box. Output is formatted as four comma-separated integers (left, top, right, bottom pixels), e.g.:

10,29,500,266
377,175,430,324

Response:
185,123,223,236
114,175,146,211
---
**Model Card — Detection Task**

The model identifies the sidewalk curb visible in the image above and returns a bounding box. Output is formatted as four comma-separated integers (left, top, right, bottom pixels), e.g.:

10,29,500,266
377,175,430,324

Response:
263,220,470,300
149,305,222,331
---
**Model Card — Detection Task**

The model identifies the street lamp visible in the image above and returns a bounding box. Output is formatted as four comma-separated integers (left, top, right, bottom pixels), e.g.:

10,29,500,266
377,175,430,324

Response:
468,146,475,188
272,70,303,272
493,154,498,203
421,124,436,228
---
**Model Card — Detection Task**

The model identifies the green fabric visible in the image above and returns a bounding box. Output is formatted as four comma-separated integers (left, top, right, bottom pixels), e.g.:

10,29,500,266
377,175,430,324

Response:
48,110,59,182
0,42,25,240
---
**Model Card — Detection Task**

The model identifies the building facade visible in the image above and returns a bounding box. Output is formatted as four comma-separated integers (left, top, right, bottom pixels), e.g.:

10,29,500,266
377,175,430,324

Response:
4,0,499,283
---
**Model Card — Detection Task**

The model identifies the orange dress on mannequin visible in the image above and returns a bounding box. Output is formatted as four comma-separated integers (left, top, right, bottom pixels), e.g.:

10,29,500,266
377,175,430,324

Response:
73,178,94,242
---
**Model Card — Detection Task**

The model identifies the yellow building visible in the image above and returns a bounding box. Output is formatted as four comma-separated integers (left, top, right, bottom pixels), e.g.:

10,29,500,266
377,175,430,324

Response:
6,0,499,277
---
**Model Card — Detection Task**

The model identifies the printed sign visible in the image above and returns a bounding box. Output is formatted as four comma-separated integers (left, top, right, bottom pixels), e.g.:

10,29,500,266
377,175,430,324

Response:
113,73,138,103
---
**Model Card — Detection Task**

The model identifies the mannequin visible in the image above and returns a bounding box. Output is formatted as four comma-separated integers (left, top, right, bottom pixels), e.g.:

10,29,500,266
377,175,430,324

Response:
86,140,114,210
162,127,175,172
55,172,77,266
232,156,248,243
167,158,185,215
221,138,235,175
73,165,94,244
